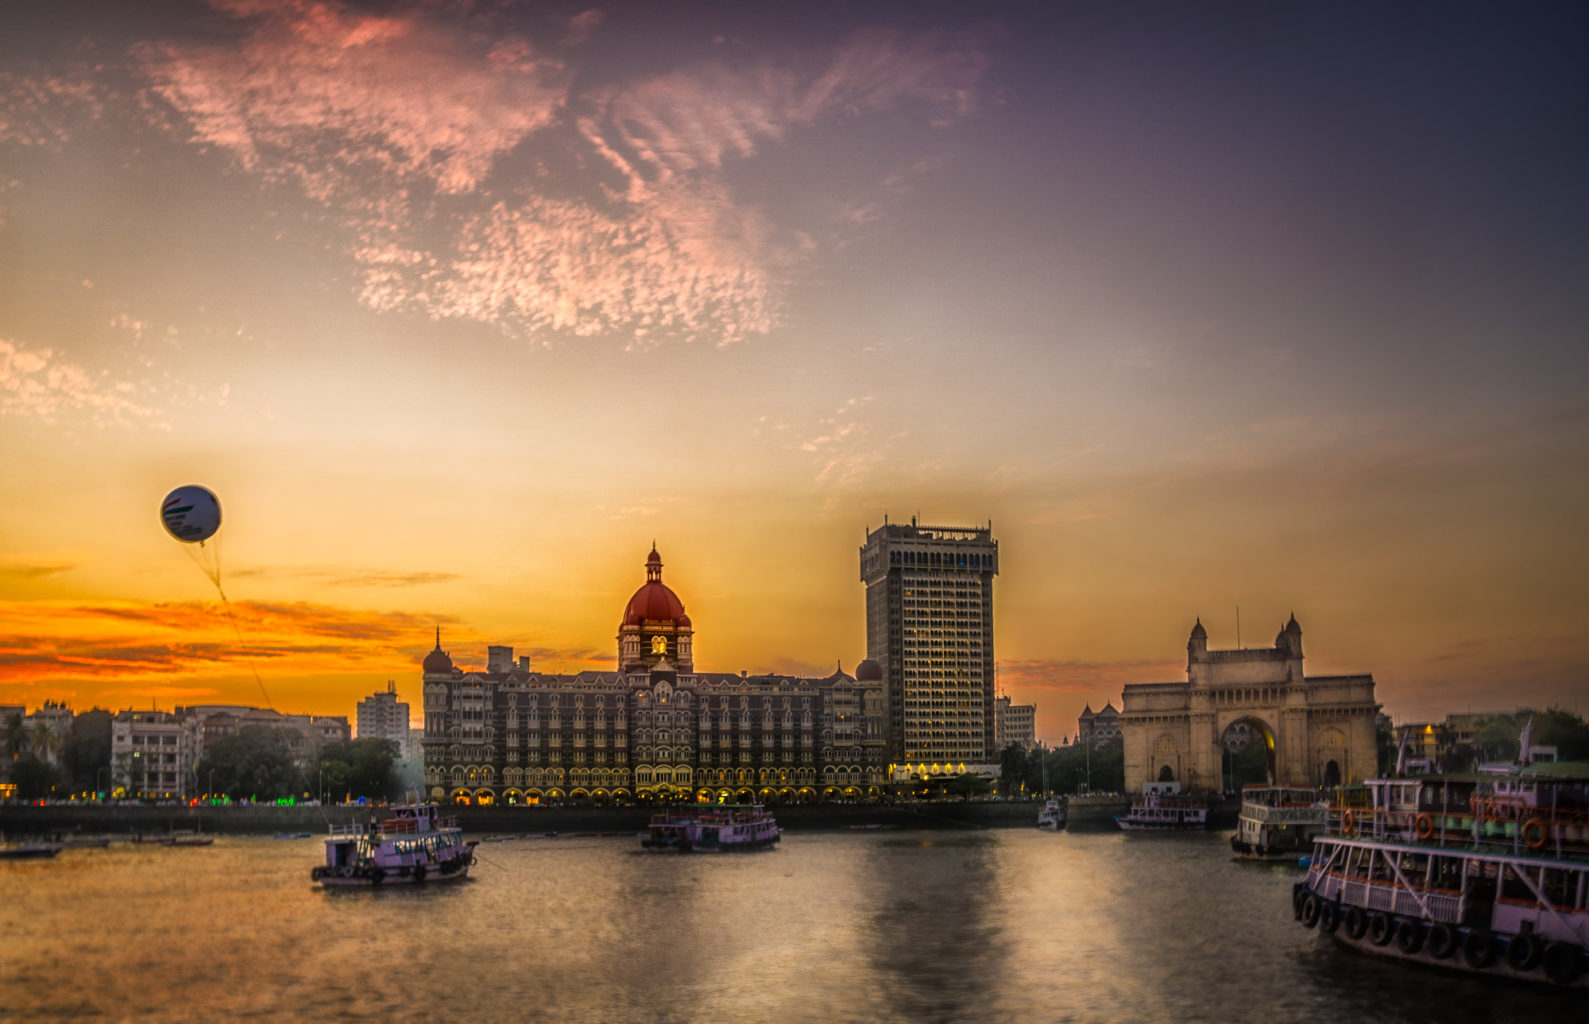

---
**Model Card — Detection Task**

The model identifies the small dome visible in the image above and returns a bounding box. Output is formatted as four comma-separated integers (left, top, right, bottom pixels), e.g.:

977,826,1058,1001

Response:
1284,613,1302,635
855,659,883,682
677,613,692,628
1189,618,1207,640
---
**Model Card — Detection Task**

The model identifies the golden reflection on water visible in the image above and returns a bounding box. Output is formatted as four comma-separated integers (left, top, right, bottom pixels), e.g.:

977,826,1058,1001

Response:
0,830,1582,1023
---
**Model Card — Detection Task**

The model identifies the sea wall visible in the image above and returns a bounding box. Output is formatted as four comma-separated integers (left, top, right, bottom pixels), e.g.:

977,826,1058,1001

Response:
2,800,1060,836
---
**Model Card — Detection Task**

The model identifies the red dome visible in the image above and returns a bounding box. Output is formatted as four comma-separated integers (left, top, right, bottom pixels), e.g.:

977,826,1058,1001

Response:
623,580,685,626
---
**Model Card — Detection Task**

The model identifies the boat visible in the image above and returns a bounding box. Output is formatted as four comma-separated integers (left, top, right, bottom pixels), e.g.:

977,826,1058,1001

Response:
1037,797,1068,831
160,831,215,846
311,796,476,886
641,803,780,852
0,841,63,859
1115,782,1209,831
1230,783,1327,860
1292,755,1589,987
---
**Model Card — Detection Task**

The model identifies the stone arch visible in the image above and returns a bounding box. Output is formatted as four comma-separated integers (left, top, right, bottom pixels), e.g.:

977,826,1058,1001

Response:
1220,714,1278,790
1151,733,1181,782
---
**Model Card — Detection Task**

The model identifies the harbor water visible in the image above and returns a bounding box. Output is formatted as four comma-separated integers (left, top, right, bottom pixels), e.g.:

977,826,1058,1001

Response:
2,827,1581,1023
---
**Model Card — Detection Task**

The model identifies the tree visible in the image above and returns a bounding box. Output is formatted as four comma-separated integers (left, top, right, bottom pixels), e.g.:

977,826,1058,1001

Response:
12,756,65,800
945,772,993,802
196,726,300,801
998,743,1029,797
315,738,401,802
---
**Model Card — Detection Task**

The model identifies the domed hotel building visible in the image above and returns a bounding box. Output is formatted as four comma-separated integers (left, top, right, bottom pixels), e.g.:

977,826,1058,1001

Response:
421,546,889,805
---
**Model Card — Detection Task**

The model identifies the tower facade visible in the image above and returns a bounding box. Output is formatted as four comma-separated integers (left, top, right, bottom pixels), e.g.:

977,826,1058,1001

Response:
859,517,999,765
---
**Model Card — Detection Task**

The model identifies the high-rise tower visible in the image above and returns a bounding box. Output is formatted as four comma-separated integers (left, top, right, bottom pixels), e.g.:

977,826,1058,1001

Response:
860,517,999,765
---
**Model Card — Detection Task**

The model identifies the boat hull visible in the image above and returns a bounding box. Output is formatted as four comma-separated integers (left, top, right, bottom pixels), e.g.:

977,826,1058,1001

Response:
1293,880,1589,988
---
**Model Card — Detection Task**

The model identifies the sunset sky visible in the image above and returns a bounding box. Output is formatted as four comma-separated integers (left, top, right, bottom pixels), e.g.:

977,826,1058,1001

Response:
2,1,1585,741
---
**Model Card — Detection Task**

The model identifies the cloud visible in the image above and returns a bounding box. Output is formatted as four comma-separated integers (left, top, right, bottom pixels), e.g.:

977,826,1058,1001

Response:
125,2,988,347
766,396,906,488
997,657,1182,696
0,338,165,428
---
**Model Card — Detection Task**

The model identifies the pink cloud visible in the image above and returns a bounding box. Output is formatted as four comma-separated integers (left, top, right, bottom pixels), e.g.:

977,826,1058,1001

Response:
0,338,164,428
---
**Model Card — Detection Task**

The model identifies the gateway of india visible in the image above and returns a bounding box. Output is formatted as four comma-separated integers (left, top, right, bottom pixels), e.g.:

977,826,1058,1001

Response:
1119,615,1380,792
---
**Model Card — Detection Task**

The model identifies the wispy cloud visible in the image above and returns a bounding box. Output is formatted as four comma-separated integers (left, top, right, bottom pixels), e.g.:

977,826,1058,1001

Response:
0,338,165,428
117,1,987,347
765,396,906,488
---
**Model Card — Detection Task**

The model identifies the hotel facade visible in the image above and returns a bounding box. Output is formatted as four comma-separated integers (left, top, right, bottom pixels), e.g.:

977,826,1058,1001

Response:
421,546,890,805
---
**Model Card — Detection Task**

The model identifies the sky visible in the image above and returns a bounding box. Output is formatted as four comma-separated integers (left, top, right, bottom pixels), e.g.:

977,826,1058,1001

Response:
2,1,1586,741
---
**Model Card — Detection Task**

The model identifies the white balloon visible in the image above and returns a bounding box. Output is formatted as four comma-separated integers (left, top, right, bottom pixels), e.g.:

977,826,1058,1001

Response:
161,485,222,544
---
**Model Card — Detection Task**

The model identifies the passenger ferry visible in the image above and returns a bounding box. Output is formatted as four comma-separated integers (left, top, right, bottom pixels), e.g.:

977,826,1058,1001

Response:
1293,758,1589,987
641,803,780,852
1231,784,1327,860
311,797,477,886
1037,797,1068,831
1116,782,1209,831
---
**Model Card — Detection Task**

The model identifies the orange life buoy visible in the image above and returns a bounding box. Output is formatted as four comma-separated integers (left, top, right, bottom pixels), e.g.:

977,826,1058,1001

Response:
1415,813,1435,840
1342,809,1357,835
1522,818,1548,850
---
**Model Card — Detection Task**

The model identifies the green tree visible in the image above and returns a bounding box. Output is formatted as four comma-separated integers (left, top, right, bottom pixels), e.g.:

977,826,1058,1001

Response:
945,772,993,802
196,726,300,801
12,755,65,800
998,742,1029,797
315,738,400,802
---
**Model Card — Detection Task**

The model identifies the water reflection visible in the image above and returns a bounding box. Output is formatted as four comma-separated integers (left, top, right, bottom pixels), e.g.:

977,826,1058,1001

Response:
863,835,1007,1023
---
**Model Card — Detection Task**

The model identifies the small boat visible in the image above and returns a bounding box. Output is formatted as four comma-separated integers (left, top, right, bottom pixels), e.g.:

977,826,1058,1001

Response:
1230,783,1327,860
641,804,780,852
311,795,476,886
1292,731,1589,987
273,832,313,840
1037,797,1068,831
0,842,64,859
1115,782,1209,831
160,831,215,846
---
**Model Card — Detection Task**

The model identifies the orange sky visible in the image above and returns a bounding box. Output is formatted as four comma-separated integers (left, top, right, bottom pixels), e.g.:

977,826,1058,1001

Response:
2,2,1587,740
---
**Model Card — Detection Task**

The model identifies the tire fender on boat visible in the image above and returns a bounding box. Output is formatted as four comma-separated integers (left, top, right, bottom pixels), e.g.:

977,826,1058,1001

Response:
370,867,385,885
1543,942,1586,985
1318,900,1341,935
1463,928,1497,969
1506,930,1544,972
1395,918,1425,955
1368,912,1396,947
1342,906,1369,940
1292,883,1307,920
1426,923,1461,960
1300,893,1321,929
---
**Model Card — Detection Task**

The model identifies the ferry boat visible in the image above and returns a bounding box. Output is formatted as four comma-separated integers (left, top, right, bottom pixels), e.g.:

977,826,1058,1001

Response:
1292,758,1589,987
311,797,477,886
641,803,780,852
1037,797,1068,831
1231,784,1327,860
1116,782,1209,831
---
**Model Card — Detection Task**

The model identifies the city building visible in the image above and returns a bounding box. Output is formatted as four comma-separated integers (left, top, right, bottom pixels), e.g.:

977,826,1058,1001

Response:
105,704,351,800
1077,702,1122,748
422,546,888,805
357,681,411,746
859,517,999,768
995,695,1037,751
1117,616,1379,791
111,709,192,800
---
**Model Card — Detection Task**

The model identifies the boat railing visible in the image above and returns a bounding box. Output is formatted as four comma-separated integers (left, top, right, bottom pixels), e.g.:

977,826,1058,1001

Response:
329,823,367,837
1330,876,1462,924
1327,805,1589,857
1245,804,1328,825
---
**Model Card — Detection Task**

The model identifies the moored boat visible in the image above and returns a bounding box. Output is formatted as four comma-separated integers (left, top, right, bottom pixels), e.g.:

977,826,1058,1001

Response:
1037,797,1067,831
311,796,477,886
0,841,64,859
641,803,780,852
1231,784,1327,860
1293,758,1589,987
1116,782,1209,831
